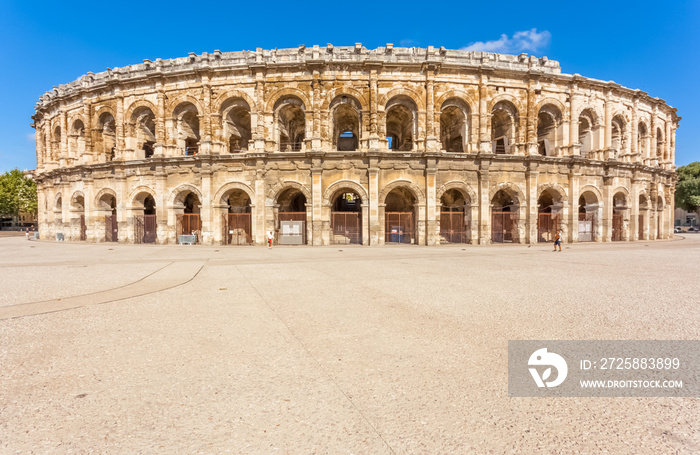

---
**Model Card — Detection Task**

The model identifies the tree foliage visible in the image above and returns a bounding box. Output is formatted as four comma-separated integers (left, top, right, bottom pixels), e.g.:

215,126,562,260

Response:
675,162,700,212
0,169,37,218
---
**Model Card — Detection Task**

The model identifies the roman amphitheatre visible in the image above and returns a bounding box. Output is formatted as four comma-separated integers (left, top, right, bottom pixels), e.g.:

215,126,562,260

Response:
31,44,679,246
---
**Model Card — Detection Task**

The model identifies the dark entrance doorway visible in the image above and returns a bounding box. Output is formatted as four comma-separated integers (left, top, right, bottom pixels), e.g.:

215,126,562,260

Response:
491,189,518,243
277,188,307,245
222,190,252,245
440,189,470,244
385,187,416,244
331,191,361,244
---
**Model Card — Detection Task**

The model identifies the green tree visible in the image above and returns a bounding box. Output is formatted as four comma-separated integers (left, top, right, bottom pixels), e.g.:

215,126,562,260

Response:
675,162,700,223
0,169,37,218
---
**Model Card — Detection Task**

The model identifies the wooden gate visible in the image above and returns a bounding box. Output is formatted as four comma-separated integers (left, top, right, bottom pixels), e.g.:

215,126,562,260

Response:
105,215,118,242
79,215,86,241
177,214,201,242
331,212,361,244
385,212,414,244
491,211,517,243
440,211,470,244
223,213,252,245
278,212,306,245
537,212,561,242
134,215,157,244
578,212,594,242
638,214,644,240
612,213,623,241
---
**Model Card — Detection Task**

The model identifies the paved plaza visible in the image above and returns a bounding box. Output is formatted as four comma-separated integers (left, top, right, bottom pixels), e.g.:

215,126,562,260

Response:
1,236,699,453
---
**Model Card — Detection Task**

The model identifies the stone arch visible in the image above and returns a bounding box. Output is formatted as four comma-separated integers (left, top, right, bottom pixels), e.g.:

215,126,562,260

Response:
487,93,524,115
214,181,256,206
322,87,369,111
435,90,477,115
322,180,369,206
53,192,63,210
128,185,157,208
578,185,604,205
70,191,85,210
439,97,472,152
612,186,630,204
94,187,118,211
537,183,567,203
168,184,203,208
385,95,419,151
612,109,631,124
329,95,362,150
166,94,204,116
489,182,526,205
124,99,158,123
379,179,426,206
379,87,425,111
436,181,477,204
265,88,311,113
535,97,566,115
94,105,116,122
212,90,257,113
268,181,312,204
576,104,604,125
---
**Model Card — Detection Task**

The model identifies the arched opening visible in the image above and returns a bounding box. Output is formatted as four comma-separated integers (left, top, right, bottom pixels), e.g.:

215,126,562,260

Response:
578,109,599,159
130,107,156,159
52,126,62,162
656,127,664,160
637,122,648,160
175,191,201,243
331,96,360,151
491,101,518,154
222,99,251,153
277,188,307,244
491,189,519,243
133,192,157,244
385,96,416,151
173,103,200,156
537,189,563,242
69,120,85,160
330,190,362,244
440,99,469,153
440,189,470,243
611,115,626,158
537,105,562,156
385,187,416,244
612,192,628,241
97,113,116,161
222,190,252,245
98,193,118,242
275,97,305,152
54,196,63,229
638,193,648,240
578,192,598,242
70,193,86,241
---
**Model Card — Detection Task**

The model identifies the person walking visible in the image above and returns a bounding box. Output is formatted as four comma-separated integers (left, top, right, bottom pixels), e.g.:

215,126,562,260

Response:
554,229,563,252
267,231,274,249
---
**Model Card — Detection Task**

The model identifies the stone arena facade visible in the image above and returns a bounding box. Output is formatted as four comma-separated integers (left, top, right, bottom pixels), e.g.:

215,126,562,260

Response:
31,44,679,246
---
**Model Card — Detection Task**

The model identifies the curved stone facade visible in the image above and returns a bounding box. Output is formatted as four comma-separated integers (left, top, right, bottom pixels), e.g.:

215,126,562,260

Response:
32,45,679,245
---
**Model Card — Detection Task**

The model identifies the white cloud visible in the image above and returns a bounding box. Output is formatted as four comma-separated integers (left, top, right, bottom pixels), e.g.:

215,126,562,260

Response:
26,133,36,143
461,29,551,54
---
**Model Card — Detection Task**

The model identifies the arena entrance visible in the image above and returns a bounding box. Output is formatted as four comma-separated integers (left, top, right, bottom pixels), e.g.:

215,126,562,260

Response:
134,195,157,244
491,189,519,243
578,192,598,242
176,192,201,243
612,192,627,242
222,190,252,245
99,193,118,242
331,191,362,245
638,194,649,240
537,189,562,242
277,188,307,245
385,187,416,244
440,189,470,244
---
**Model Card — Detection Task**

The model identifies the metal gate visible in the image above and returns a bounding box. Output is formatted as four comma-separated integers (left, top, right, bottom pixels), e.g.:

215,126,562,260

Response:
537,212,561,242
638,214,644,240
440,211,470,244
105,215,118,242
278,212,306,245
385,212,414,244
331,212,361,244
578,212,594,242
491,211,517,243
134,215,157,244
657,215,661,239
80,215,86,241
177,214,201,243
612,213,623,241
223,213,252,245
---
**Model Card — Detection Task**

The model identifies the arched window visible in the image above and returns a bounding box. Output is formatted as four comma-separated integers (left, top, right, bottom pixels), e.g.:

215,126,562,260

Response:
385,96,417,151
274,96,306,151
173,102,200,156
330,96,361,151
536,104,563,156
440,98,470,153
491,101,519,154
221,98,251,153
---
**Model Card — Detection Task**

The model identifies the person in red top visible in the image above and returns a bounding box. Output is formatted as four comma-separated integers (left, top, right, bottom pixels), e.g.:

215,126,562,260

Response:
554,229,562,252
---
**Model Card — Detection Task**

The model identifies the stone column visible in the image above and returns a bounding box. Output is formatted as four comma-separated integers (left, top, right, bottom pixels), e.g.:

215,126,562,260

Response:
83,102,93,164
526,79,538,155
200,165,213,244
478,163,490,244
568,172,579,242
526,164,538,243
665,117,672,165
368,155,380,244
200,74,213,155
155,168,168,243
630,177,640,241
59,111,68,166
479,73,490,153
425,71,438,151
116,172,127,242
254,163,266,245
630,97,638,162
604,90,612,153
311,165,323,246
115,90,125,160
311,71,323,150
425,157,438,245
602,175,613,242
155,85,166,157
253,71,266,152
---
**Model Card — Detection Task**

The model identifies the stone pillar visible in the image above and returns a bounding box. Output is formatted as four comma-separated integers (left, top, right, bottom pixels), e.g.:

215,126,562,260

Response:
155,168,168,243
83,102,93,164
568,172,579,242
59,111,68,166
665,117,672,164
311,166,323,246
200,165,213,244
630,178,640,241
200,74,213,155
630,98,638,162
254,163,266,245
368,155,380,244
311,71,323,150
526,79,538,155
602,176,613,242
604,90,612,152
253,72,265,152
115,90,125,160
425,71,438,151
84,178,95,242
425,158,438,245
526,165,538,243
155,85,166,157
478,163,490,244
479,73,490,153
116,172,127,242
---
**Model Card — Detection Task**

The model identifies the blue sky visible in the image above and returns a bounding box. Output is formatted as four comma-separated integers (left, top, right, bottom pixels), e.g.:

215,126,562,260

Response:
1,0,698,172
